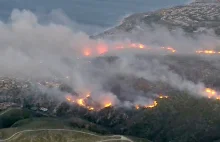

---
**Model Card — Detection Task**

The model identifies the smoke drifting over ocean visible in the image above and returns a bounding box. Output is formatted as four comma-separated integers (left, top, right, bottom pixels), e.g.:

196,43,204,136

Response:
1,9,220,108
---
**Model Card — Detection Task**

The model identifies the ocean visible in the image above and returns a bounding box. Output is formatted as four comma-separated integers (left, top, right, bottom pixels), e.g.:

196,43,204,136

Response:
0,0,188,34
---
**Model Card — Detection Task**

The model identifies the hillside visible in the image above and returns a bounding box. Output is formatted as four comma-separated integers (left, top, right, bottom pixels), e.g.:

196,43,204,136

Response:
93,1,220,38
0,114,148,142
0,54,220,141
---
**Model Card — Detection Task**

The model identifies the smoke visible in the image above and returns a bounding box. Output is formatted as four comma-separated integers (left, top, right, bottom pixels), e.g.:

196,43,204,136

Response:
0,9,219,109
117,56,206,95
104,23,220,54
0,9,94,79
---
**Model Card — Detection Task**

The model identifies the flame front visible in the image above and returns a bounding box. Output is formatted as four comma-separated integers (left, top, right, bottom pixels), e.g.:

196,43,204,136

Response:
135,95,169,110
65,87,220,112
80,41,220,57
196,50,220,55
145,101,158,108
81,42,178,56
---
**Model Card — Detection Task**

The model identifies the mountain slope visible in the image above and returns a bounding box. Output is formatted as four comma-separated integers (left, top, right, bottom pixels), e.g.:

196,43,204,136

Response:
94,1,220,38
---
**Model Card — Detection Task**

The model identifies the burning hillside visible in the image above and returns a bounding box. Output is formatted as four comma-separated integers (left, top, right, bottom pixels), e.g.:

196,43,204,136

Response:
63,86,220,111
65,92,170,111
80,41,220,57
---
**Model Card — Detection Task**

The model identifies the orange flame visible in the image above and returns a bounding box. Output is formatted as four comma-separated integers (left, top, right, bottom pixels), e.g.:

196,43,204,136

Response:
135,105,140,110
66,93,171,111
130,43,145,49
205,88,218,99
203,88,220,100
104,103,112,108
80,41,220,57
145,101,158,108
161,46,176,53
135,95,169,110
135,101,158,110
65,92,96,111
65,92,114,111
87,107,95,111
159,95,169,99
76,99,86,107
81,42,179,56
196,50,220,55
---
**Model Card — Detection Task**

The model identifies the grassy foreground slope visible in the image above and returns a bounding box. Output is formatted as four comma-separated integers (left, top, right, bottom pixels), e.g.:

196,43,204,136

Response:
0,117,150,142
0,108,31,129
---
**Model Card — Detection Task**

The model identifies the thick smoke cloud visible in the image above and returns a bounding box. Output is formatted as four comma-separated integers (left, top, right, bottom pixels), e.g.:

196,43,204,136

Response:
106,23,220,53
0,9,219,108
0,9,93,79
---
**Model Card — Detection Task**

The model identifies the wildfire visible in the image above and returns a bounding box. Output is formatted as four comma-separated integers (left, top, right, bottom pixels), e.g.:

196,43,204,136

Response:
135,105,140,110
77,99,86,107
88,107,95,111
196,50,220,55
83,48,92,56
161,46,176,53
66,96,72,102
104,103,112,108
130,43,146,49
63,88,219,111
65,93,96,111
204,88,219,99
145,101,158,108
96,43,108,54
80,40,220,57
135,95,169,110
65,93,168,111
159,95,169,99
81,42,150,56
65,92,115,111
